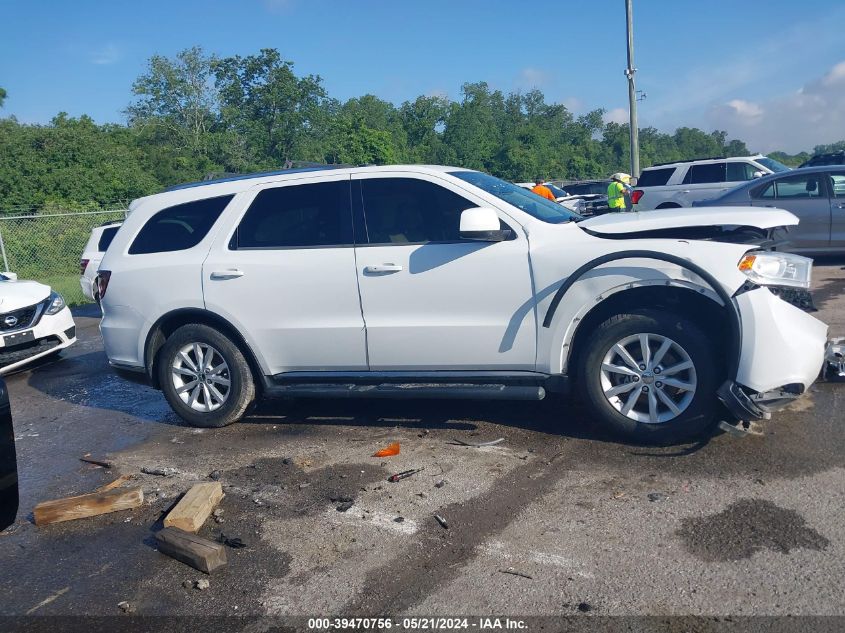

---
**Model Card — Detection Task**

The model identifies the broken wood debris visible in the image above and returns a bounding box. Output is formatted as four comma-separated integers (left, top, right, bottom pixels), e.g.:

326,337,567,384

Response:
95,474,132,493
155,527,227,574
163,482,224,533
79,456,113,469
34,487,143,526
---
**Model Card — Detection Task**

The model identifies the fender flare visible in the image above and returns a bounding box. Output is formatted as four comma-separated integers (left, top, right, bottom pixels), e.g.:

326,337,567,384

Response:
542,250,742,376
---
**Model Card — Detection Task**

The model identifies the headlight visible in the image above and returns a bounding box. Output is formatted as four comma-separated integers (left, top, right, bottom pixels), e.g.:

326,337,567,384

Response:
45,291,66,315
738,252,812,289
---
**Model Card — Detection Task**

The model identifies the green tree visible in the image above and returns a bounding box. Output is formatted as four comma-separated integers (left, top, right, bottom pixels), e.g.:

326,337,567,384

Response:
127,46,217,155
212,49,328,166
0,87,6,108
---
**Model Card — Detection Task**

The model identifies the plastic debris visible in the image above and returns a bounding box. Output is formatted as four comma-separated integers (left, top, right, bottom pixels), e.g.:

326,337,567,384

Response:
388,468,424,483
216,533,247,549
373,442,400,457
141,466,179,477
499,567,532,580
336,501,354,512
434,514,449,529
448,438,505,447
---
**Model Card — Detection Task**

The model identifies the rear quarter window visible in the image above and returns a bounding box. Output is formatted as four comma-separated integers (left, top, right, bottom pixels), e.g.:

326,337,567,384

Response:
129,195,233,255
97,226,120,252
636,168,674,187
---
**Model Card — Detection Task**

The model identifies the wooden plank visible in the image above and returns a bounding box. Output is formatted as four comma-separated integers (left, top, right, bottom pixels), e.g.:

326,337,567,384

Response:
95,474,132,493
155,527,227,574
163,482,224,533
34,487,143,526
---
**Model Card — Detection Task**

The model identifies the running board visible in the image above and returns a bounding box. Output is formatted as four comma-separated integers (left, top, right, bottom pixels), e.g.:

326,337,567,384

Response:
264,383,547,401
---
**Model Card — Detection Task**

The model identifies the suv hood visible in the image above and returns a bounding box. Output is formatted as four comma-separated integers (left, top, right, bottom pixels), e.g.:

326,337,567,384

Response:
579,206,798,235
0,280,51,312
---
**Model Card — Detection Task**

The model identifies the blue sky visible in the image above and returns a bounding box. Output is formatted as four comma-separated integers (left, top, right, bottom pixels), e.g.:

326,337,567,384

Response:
2,0,844,152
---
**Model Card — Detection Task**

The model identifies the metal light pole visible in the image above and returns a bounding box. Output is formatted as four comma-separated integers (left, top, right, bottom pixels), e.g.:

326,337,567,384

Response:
625,0,640,178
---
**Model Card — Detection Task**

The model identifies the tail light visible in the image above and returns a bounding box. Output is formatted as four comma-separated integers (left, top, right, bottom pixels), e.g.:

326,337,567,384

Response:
97,271,111,300
80,259,90,275
631,190,644,204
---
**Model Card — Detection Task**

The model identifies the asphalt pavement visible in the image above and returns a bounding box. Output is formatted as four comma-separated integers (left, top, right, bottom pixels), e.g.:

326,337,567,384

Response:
1,262,844,626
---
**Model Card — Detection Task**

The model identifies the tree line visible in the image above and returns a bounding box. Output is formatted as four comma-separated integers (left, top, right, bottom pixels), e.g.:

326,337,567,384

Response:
0,47,840,212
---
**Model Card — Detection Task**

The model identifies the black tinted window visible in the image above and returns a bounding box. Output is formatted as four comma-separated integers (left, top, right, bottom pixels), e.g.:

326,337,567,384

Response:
726,162,758,182
235,181,352,248
129,195,232,255
98,226,120,252
361,178,476,243
636,168,674,187
684,163,726,184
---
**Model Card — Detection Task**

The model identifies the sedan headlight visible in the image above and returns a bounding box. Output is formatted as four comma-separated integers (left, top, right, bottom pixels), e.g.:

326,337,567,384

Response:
738,252,812,289
44,291,66,315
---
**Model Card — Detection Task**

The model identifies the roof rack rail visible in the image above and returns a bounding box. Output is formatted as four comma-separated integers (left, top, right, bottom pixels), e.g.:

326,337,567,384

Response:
165,164,351,192
651,156,727,167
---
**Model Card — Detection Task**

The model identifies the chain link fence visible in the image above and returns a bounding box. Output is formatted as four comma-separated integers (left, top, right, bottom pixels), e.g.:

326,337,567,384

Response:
0,208,128,306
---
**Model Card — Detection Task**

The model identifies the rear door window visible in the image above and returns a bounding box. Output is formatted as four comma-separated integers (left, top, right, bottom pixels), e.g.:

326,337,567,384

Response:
683,163,727,184
636,168,674,187
828,171,845,198
233,180,352,249
129,195,233,255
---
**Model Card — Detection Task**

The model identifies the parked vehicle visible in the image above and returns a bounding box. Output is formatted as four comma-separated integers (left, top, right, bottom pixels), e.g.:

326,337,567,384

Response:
80,221,122,304
99,165,831,443
632,155,791,211
799,150,845,168
552,180,611,216
0,273,76,375
0,377,18,532
692,165,845,253
515,182,583,214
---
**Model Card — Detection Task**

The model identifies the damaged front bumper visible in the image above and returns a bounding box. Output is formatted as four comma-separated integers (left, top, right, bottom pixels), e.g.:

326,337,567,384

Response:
718,286,830,426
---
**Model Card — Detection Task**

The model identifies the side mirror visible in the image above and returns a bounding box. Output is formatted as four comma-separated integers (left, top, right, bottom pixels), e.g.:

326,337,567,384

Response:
2,272,17,281
753,171,765,178
459,207,508,241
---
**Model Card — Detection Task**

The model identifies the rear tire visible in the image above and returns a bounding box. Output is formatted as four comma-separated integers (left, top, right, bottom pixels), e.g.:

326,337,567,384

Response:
157,324,256,428
579,310,719,444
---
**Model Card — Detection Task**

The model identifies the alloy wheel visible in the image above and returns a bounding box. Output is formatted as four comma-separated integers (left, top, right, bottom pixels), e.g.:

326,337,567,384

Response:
599,333,697,424
170,342,231,412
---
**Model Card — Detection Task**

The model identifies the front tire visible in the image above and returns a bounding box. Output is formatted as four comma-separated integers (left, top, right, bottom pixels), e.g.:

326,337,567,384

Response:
579,310,719,443
158,324,256,428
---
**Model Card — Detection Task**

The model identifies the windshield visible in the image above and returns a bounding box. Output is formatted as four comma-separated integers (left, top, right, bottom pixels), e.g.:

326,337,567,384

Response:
545,184,568,198
756,157,791,173
450,171,582,224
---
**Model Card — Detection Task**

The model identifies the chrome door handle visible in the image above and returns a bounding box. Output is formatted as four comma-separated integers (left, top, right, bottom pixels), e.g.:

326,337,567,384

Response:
210,269,245,280
364,264,403,273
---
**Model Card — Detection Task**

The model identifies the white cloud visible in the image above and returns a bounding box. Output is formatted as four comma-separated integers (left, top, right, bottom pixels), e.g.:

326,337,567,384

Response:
562,96,584,112
515,67,550,90
91,43,121,65
603,107,628,124
707,60,845,153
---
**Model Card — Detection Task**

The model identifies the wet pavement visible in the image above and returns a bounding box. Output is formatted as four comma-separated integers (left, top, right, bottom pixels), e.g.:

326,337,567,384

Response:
1,263,844,620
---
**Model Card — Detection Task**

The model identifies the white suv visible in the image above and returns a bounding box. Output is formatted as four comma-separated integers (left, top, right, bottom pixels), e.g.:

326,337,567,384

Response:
632,155,791,210
99,165,831,443
80,221,122,304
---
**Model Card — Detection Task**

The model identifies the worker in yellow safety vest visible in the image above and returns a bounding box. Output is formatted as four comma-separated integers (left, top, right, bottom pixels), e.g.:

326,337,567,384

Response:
607,172,632,211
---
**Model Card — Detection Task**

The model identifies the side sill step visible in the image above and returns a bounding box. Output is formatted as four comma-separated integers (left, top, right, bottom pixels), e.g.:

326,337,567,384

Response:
264,383,546,401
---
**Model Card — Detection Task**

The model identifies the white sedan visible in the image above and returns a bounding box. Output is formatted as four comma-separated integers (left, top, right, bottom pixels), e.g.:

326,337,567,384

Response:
0,273,76,375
